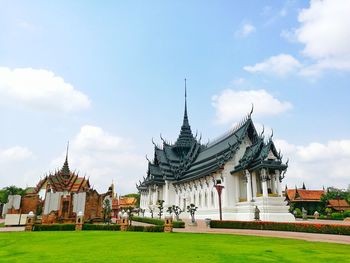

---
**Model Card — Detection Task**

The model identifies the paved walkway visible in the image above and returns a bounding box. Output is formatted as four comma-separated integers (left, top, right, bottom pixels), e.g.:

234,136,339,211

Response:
173,219,350,245
0,226,25,232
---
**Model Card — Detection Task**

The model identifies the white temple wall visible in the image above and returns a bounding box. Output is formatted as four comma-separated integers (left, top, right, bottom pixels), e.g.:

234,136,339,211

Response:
72,192,86,214
43,192,63,215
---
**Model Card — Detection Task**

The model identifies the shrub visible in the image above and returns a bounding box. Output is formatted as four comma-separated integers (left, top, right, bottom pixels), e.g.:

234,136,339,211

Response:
294,208,301,217
131,216,163,226
210,220,350,235
172,221,185,228
331,212,343,220
127,225,164,232
131,216,185,228
343,210,350,218
82,224,120,231
33,224,75,231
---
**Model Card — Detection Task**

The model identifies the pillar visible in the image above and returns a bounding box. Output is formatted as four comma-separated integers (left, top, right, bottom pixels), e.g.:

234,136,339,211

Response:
120,212,129,231
260,169,268,197
148,187,152,205
252,172,257,199
234,175,240,203
271,174,276,194
275,170,282,197
75,211,84,231
25,211,35,231
244,170,252,202
164,214,173,232
164,181,169,207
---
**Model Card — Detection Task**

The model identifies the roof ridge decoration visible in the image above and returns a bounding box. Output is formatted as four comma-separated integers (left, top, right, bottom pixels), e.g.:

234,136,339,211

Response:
207,105,253,148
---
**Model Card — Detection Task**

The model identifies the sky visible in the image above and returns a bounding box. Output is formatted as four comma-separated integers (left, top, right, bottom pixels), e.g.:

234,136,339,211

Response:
0,0,349,194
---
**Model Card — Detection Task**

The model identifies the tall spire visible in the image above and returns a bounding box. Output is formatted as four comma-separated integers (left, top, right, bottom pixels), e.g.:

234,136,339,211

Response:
61,141,70,177
183,78,189,127
174,79,195,151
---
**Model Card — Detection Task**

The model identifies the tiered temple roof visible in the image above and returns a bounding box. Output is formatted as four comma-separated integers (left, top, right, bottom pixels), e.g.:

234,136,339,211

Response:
33,152,90,194
137,87,287,190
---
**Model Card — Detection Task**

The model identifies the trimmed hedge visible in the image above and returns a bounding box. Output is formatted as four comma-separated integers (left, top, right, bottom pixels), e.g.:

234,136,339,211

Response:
132,216,163,226
210,220,350,235
173,221,185,228
131,216,185,228
82,224,120,231
33,224,75,231
127,225,164,232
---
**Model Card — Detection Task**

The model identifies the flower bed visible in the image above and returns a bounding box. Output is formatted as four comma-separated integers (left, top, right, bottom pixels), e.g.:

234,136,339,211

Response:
210,220,350,235
131,216,185,228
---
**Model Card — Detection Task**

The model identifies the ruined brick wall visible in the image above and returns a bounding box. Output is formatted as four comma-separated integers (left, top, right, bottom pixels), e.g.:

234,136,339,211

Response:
84,191,103,219
21,195,40,214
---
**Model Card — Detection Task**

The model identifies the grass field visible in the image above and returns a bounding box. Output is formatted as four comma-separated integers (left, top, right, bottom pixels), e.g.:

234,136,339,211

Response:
0,231,349,263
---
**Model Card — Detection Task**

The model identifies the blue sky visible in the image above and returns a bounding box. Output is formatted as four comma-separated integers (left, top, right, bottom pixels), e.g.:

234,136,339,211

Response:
0,0,349,194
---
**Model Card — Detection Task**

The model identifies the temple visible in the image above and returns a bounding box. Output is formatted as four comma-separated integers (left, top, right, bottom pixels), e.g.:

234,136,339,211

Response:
2,147,118,224
137,82,294,222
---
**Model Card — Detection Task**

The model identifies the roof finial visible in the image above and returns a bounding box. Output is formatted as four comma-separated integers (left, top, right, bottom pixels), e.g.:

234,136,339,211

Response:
184,78,188,119
65,141,69,163
61,141,70,176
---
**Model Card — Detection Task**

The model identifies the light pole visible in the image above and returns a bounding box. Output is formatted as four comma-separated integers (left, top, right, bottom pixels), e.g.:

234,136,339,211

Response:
214,182,224,221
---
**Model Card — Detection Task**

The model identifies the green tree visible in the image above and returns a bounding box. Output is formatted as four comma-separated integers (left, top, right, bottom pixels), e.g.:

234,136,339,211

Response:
102,199,112,223
0,186,26,204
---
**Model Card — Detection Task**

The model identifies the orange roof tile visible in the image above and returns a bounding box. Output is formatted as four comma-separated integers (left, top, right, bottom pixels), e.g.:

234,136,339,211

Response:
287,189,324,201
328,199,350,211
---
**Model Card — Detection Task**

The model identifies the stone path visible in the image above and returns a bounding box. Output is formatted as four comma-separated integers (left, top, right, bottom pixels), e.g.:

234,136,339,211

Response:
173,219,350,245
0,226,25,232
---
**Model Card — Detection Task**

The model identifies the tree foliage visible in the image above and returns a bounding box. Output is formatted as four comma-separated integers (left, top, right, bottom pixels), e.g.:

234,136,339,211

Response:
0,186,26,204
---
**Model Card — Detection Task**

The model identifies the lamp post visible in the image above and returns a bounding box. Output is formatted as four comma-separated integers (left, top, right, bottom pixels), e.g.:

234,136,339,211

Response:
214,182,224,221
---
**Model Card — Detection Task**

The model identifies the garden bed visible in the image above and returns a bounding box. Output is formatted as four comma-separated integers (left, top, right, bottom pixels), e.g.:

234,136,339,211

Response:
131,216,185,228
210,220,350,235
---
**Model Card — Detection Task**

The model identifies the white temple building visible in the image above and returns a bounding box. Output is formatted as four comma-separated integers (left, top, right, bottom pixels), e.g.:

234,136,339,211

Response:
137,86,294,222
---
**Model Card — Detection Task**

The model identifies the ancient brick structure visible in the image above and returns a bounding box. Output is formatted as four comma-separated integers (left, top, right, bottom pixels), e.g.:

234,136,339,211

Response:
4,147,116,224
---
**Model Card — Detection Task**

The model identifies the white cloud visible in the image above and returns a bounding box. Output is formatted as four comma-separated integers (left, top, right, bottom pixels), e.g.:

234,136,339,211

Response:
243,54,302,76
51,125,145,194
296,0,350,61
275,139,350,189
73,125,129,152
235,23,256,38
0,146,34,163
212,89,292,124
0,67,91,112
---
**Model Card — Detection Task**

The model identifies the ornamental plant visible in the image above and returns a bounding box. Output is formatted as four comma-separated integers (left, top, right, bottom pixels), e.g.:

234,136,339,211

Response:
157,200,165,219
187,203,198,224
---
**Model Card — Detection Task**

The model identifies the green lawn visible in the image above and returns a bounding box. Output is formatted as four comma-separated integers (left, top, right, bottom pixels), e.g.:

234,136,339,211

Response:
0,232,349,263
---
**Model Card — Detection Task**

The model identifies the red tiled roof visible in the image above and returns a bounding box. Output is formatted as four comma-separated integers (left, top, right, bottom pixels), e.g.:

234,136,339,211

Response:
328,199,350,211
287,189,324,201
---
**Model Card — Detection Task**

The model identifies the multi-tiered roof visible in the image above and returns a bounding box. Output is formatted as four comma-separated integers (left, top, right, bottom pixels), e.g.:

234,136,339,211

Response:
137,86,287,190
33,150,90,193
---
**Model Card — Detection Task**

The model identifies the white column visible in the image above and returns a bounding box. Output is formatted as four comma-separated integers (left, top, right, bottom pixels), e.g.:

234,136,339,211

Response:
152,186,158,205
148,187,152,205
271,174,276,194
164,181,169,207
275,170,282,197
260,169,268,197
244,170,253,202
234,175,240,203
252,172,257,199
